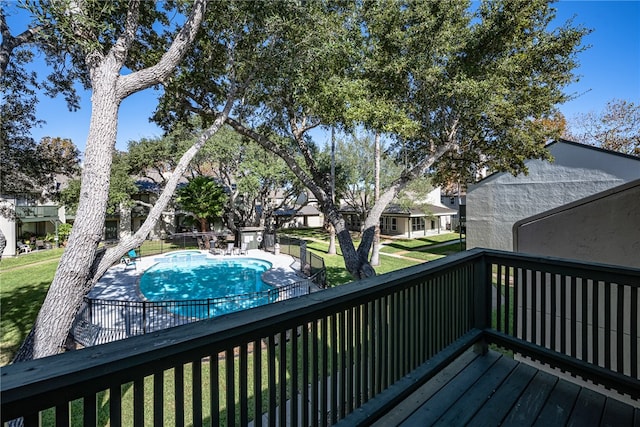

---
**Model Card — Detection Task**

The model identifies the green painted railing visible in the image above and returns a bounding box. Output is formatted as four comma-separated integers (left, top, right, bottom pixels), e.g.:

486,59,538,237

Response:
1,249,638,426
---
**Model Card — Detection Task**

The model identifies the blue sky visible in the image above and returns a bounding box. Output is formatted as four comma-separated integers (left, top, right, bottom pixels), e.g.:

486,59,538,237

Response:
5,1,640,153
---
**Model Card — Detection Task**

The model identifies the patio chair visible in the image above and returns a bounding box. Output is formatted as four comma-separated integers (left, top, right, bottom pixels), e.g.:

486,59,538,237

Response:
239,242,248,255
120,249,139,269
225,242,235,255
17,241,32,254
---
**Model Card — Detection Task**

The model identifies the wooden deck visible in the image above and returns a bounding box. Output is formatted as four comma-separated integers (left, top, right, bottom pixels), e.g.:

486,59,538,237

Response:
371,349,640,427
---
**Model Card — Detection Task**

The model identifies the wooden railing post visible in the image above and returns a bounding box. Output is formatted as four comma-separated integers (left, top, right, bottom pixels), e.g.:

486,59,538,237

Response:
473,255,490,354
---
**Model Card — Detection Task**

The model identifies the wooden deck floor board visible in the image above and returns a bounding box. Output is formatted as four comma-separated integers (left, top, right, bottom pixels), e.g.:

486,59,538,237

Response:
374,351,640,427
600,397,636,427
358,349,639,427
502,370,559,426
432,355,519,426
466,362,538,427
532,377,581,426
566,387,607,427
399,351,501,426
370,349,480,427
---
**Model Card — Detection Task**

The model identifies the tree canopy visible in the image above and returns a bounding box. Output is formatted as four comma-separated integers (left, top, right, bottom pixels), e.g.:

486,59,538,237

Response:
176,176,227,232
566,99,639,156
152,0,588,279
4,0,590,360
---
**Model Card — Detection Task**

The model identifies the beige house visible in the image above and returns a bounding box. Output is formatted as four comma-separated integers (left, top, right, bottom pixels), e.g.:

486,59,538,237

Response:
341,187,457,238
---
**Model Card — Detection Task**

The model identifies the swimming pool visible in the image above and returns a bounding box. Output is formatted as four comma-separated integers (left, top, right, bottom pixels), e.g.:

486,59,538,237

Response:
139,255,276,317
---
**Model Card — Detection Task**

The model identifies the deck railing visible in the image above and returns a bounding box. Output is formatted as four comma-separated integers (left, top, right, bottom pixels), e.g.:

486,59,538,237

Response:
2,249,638,426
485,252,639,397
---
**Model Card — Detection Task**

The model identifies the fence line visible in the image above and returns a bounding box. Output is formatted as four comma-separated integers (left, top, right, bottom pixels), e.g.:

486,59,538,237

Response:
277,235,327,288
74,280,311,346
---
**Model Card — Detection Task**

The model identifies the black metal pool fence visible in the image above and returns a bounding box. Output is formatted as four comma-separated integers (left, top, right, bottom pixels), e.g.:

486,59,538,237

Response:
73,234,327,346
73,280,311,346
276,235,327,288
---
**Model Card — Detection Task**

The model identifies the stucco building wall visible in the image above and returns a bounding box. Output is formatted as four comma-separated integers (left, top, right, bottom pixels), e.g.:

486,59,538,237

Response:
514,180,640,268
466,141,640,252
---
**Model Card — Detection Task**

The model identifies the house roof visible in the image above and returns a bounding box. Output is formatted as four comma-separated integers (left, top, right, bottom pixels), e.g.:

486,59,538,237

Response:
273,204,322,217
552,138,640,162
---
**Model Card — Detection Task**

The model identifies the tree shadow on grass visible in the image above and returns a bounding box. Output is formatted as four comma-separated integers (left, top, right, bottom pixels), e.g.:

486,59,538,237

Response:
0,280,50,364
324,266,353,287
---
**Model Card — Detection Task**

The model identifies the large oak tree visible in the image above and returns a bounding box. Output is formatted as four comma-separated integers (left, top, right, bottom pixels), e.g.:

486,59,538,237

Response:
222,0,587,279
11,0,209,360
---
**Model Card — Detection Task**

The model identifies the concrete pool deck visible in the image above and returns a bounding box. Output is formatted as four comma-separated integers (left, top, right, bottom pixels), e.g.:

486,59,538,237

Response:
88,248,319,301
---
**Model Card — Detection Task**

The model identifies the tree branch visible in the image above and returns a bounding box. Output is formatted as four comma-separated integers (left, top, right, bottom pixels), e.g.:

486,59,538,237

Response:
0,9,42,78
111,0,141,65
117,0,207,99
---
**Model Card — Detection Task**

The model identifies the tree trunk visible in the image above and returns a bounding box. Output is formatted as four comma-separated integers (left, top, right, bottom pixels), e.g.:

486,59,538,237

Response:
30,59,121,359
0,228,6,261
119,203,132,239
328,126,337,255
11,1,207,361
328,226,337,255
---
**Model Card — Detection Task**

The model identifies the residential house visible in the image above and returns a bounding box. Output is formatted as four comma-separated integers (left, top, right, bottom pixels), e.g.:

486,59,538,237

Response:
0,193,72,258
466,139,640,252
342,186,457,238
270,189,325,229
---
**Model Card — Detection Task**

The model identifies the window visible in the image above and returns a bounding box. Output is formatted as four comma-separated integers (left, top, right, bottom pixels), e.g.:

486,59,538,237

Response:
380,217,397,232
411,217,425,231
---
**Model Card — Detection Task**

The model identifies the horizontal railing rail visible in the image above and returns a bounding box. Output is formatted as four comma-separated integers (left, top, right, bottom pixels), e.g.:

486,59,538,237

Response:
2,249,638,426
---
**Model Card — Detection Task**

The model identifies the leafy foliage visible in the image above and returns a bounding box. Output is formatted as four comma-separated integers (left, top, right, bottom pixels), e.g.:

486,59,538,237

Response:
566,99,639,156
333,132,402,216
58,151,136,215
176,176,227,232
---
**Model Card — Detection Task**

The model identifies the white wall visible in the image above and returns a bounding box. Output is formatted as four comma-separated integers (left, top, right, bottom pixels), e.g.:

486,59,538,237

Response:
0,197,17,257
467,141,640,252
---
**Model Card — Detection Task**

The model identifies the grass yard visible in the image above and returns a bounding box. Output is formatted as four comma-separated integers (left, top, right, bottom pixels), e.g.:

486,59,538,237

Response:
1,250,63,365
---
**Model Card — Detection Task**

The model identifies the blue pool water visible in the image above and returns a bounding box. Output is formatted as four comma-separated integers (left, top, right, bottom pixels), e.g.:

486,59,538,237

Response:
140,256,273,302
